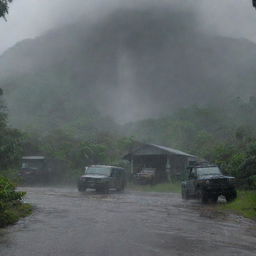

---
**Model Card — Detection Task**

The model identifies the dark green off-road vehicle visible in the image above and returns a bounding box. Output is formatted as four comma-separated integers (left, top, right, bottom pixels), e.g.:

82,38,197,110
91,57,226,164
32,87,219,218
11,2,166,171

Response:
77,165,126,193
181,165,237,203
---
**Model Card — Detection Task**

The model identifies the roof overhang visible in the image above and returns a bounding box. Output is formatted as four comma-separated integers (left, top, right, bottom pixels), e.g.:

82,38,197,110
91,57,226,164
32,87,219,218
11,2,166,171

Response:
123,144,197,160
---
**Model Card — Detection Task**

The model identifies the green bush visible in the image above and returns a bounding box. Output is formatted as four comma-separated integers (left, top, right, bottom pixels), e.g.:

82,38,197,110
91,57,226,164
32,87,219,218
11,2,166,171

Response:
248,175,256,190
0,169,22,185
0,176,25,202
0,209,19,227
0,176,30,228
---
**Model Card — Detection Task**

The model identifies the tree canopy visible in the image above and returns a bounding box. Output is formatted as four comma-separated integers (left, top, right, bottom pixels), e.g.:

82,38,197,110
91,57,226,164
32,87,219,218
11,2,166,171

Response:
0,0,12,19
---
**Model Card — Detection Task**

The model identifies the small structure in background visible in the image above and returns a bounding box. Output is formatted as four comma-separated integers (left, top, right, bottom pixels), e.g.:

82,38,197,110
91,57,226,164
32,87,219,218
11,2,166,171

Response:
124,144,199,183
20,156,68,184
20,156,48,184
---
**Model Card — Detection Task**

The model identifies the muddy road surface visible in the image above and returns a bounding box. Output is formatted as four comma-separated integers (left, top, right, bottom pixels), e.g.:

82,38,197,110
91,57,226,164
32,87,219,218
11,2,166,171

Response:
0,187,255,256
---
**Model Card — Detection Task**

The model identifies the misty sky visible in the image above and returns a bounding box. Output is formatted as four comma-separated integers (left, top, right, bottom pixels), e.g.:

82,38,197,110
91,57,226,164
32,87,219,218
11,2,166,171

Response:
0,0,256,55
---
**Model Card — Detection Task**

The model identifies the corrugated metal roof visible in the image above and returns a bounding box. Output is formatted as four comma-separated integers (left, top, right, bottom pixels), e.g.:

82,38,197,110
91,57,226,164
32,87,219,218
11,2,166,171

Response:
89,165,124,169
22,156,45,160
124,143,196,158
149,144,195,157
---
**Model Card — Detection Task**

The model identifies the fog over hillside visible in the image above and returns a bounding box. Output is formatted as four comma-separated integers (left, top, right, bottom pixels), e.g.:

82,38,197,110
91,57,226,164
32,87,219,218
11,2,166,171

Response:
0,1,256,131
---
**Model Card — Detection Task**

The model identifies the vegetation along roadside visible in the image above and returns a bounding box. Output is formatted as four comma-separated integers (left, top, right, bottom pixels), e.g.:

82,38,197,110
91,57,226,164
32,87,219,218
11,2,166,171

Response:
0,176,32,228
219,190,256,220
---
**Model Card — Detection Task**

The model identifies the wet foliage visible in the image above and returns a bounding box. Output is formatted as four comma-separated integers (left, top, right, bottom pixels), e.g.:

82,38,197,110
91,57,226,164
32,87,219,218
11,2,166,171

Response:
0,90,31,227
0,176,31,228
0,0,12,19
0,91,23,172
21,130,135,183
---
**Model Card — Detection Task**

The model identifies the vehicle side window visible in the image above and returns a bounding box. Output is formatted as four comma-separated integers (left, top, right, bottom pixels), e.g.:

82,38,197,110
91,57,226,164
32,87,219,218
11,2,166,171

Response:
111,169,115,177
111,168,120,177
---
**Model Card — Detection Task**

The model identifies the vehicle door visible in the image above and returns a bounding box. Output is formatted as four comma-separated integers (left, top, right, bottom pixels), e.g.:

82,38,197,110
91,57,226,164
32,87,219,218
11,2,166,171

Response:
186,168,197,196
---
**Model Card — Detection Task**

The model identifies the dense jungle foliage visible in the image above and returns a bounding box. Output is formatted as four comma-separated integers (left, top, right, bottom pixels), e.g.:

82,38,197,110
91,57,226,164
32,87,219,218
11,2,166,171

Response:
16,96,256,188
0,90,31,228
0,90,22,171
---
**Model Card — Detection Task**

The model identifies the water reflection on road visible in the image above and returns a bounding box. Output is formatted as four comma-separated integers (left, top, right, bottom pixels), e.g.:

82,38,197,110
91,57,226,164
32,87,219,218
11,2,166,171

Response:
0,187,255,256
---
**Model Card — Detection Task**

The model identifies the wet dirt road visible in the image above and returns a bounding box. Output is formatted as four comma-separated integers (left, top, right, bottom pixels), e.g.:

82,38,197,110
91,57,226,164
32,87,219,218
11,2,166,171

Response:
0,187,256,256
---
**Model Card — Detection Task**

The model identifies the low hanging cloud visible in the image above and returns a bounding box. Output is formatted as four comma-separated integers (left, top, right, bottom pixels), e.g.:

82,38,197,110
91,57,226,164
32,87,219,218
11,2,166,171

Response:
0,0,256,126
0,0,256,55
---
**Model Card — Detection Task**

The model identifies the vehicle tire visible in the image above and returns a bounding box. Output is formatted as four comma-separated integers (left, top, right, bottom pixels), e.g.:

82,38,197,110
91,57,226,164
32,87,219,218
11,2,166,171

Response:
117,182,125,192
103,184,109,194
181,187,189,200
211,195,219,203
78,183,86,192
225,190,237,202
96,187,101,193
99,184,109,194
199,190,208,204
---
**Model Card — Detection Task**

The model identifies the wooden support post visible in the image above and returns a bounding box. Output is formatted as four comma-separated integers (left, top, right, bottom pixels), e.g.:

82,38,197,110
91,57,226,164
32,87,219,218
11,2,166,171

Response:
130,155,134,175
166,156,171,182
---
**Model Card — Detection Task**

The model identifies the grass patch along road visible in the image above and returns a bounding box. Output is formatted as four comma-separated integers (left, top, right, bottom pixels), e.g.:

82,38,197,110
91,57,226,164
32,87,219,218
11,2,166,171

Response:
219,190,256,220
0,202,33,228
128,182,181,193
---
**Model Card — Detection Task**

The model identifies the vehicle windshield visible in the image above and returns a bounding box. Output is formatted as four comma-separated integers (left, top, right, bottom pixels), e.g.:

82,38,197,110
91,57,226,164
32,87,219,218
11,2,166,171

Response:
21,160,44,170
197,167,222,176
85,167,111,176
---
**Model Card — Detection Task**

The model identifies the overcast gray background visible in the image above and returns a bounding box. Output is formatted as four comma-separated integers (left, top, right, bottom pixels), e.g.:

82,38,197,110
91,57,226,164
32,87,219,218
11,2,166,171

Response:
0,0,256,55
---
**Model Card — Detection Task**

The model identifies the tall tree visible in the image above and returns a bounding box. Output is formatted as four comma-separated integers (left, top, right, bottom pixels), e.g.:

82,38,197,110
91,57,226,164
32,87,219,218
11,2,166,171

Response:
0,0,12,19
0,89,22,170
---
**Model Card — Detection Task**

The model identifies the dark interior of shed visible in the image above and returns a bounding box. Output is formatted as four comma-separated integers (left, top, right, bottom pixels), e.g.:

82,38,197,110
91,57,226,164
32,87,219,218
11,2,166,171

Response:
133,155,167,182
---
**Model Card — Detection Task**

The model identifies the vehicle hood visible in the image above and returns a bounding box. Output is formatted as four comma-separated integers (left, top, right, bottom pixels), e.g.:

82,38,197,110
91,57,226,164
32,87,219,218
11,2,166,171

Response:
198,175,235,180
80,174,109,179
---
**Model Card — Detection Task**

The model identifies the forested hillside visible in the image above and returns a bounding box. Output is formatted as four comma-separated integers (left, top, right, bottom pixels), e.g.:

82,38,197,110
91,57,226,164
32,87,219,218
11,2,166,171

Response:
1,6,256,131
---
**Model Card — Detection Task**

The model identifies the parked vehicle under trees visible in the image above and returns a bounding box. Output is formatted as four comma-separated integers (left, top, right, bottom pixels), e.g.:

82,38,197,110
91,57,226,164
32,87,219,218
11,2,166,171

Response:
181,165,237,203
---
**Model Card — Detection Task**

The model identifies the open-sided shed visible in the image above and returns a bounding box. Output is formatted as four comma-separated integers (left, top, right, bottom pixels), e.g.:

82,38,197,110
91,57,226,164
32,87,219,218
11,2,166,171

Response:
124,144,199,182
